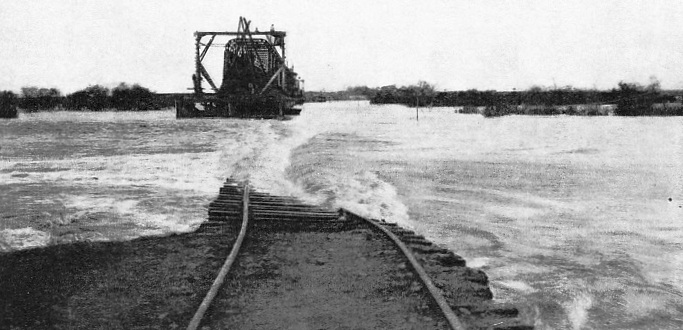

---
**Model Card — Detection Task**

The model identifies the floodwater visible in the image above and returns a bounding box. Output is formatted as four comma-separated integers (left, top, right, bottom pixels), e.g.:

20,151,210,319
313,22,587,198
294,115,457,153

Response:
1,102,682,329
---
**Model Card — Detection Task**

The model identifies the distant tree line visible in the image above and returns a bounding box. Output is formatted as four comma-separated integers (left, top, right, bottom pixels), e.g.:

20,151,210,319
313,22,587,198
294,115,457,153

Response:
12,83,174,112
304,86,378,102
1,90,18,118
367,80,682,116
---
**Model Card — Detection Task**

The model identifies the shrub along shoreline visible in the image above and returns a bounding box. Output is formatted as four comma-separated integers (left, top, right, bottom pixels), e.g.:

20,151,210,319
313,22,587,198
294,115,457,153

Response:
303,80,683,117
6,79,683,117
1,83,176,115
362,80,683,117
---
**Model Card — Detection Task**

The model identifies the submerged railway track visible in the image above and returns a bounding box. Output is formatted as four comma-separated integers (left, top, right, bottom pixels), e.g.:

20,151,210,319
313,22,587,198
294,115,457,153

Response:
185,180,533,330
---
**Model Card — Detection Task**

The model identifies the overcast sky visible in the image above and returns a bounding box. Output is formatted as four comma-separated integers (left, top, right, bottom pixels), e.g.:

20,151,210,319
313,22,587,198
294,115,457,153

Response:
2,0,683,93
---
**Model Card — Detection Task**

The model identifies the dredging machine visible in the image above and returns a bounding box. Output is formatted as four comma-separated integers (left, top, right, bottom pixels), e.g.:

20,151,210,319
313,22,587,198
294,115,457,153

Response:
176,17,304,118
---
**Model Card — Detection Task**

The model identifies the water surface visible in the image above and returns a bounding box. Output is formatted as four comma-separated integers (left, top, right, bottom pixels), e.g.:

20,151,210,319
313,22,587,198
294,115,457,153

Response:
1,104,682,329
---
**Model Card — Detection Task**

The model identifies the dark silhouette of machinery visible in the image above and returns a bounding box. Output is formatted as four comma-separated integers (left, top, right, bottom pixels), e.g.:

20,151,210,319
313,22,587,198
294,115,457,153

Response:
177,17,304,118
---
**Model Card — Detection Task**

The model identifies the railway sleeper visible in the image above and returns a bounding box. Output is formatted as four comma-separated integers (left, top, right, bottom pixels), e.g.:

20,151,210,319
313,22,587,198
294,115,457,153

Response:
249,206,331,213
250,220,359,232
219,186,242,191
391,229,416,236
460,315,534,330
415,252,467,268
427,265,490,284
250,216,342,222
401,238,432,246
198,191,533,330
407,244,452,255
214,204,322,211
208,216,241,222
247,196,302,201
215,197,308,206
249,211,340,218
457,302,521,318
208,206,242,213
210,206,332,214
208,208,242,213
218,190,298,198
441,285,494,307
217,191,243,197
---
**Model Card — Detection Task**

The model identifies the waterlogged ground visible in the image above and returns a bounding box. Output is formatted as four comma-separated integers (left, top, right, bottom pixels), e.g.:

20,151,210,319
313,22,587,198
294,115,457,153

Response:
2,104,682,329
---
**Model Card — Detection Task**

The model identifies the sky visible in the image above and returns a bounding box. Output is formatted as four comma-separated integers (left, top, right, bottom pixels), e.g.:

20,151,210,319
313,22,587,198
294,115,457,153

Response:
1,0,683,93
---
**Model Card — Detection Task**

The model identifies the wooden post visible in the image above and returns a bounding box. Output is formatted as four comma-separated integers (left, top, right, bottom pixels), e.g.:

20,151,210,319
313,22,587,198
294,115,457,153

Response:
416,96,419,121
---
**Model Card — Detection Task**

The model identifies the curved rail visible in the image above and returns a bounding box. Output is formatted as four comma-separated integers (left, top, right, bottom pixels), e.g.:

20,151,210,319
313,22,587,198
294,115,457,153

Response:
187,184,250,330
342,209,466,330
187,184,464,329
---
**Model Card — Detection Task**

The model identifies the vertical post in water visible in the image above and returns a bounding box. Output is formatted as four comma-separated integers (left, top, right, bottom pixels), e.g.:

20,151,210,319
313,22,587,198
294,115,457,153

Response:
416,96,419,121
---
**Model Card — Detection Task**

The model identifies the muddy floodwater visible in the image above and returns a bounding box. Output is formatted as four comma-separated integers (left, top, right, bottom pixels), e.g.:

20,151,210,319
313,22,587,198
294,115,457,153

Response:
1,103,682,329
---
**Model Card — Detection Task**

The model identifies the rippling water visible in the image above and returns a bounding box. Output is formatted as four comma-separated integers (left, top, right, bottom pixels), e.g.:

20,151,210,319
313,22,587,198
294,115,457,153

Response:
0,110,292,248
286,102,683,329
1,103,682,329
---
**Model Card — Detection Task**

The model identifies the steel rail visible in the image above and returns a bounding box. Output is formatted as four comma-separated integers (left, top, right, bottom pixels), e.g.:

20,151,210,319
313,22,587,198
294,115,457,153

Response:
187,184,250,330
187,185,463,329
341,209,466,330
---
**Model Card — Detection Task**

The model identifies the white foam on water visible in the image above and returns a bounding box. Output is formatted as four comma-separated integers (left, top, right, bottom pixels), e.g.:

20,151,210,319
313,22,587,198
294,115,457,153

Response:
226,113,345,206
132,213,194,233
486,204,546,220
0,227,51,251
564,290,594,330
495,280,537,294
468,257,491,268
274,103,415,226
1,112,289,250
230,122,313,198
329,170,411,225
622,289,670,318
61,193,202,233
63,196,136,213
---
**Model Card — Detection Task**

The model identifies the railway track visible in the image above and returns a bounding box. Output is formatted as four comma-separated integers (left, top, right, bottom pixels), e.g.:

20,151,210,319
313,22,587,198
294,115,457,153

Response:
187,180,533,330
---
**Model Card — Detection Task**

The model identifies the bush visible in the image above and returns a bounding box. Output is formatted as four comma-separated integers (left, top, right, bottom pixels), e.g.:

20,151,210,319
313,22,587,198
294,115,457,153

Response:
19,87,62,112
613,81,679,116
370,81,436,106
111,83,161,110
64,85,110,111
12,84,170,112
483,103,517,117
650,102,683,116
460,105,480,114
1,91,18,118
